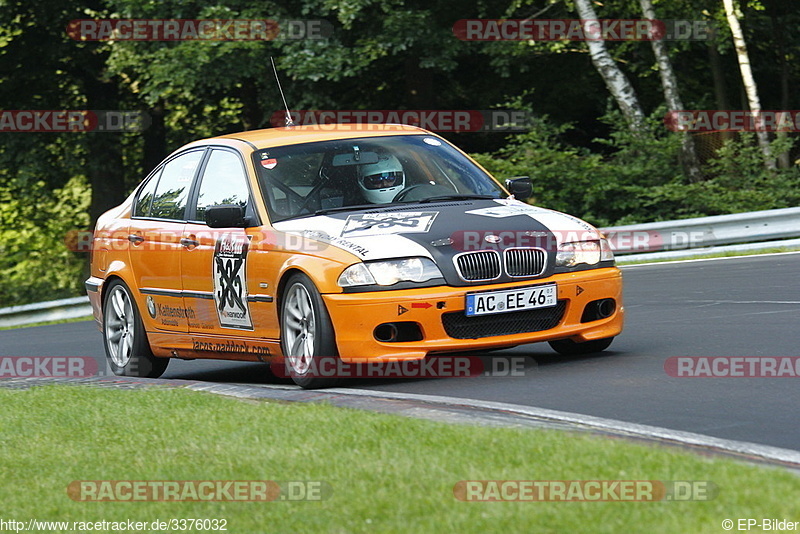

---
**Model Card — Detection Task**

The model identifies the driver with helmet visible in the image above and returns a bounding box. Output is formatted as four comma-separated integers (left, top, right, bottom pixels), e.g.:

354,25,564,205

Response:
357,154,405,204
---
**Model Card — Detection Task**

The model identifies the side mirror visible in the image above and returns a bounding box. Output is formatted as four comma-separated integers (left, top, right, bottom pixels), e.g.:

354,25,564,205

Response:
505,176,532,201
205,204,248,228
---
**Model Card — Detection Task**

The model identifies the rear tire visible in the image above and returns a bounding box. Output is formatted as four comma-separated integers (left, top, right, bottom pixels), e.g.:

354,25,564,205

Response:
548,336,614,356
102,280,168,378
280,273,340,389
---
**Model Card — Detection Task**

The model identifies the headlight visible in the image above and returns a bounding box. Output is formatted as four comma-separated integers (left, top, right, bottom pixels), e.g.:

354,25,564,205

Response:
600,237,614,262
556,240,613,267
337,263,375,287
338,258,442,287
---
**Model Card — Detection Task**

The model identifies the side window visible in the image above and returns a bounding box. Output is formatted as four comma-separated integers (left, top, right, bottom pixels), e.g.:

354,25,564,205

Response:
133,169,161,217
194,149,250,222
150,150,203,220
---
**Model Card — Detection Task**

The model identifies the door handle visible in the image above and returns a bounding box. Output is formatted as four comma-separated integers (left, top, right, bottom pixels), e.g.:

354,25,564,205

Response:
180,237,199,248
127,234,144,244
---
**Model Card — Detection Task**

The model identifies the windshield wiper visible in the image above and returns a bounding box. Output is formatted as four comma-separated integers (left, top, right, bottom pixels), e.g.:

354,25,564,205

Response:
314,203,386,215
282,203,399,221
415,194,495,203
306,195,494,216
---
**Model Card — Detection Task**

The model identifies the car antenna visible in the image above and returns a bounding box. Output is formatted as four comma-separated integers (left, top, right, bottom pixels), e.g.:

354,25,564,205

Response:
271,57,295,127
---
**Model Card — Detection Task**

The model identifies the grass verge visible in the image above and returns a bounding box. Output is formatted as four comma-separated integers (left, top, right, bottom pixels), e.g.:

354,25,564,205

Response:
0,315,93,331
0,386,797,533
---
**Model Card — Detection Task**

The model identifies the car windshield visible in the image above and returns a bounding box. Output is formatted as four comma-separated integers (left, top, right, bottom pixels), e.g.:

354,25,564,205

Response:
252,134,505,222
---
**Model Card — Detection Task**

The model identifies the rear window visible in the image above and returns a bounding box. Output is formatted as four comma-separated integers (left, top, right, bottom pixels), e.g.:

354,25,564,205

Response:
148,150,203,220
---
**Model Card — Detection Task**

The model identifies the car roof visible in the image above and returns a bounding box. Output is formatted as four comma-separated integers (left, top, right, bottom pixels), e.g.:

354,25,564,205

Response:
213,124,429,150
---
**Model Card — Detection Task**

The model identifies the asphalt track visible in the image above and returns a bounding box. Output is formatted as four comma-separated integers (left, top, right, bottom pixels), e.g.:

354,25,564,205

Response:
2,253,799,451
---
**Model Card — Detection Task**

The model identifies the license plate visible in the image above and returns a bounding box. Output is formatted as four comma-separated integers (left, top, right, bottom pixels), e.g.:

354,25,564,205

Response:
465,283,557,317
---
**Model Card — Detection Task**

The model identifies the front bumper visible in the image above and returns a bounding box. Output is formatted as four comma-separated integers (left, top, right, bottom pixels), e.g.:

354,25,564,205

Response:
323,267,624,362
85,276,104,330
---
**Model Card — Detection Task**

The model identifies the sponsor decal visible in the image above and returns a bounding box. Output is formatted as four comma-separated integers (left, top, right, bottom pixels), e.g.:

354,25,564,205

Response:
299,230,369,257
213,233,253,330
157,303,195,319
430,237,454,247
183,300,220,330
465,202,547,219
341,212,439,238
192,339,271,357
557,212,596,232
397,303,432,315
146,296,157,319
467,200,601,244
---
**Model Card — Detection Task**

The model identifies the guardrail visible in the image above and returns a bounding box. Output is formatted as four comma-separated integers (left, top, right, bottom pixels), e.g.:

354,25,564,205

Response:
1,207,799,328
0,296,92,329
602,206,800,255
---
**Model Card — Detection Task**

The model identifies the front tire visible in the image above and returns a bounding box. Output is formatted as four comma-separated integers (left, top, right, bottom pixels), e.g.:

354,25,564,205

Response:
548,336,615,356
280,273,340,389
102,280,168,378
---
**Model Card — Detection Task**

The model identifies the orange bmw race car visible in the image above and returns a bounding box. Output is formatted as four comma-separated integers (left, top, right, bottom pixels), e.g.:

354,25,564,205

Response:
86,124,623,388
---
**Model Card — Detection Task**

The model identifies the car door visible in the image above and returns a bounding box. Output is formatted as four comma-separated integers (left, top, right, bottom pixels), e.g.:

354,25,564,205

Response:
127,149,204,336
181,147,274,353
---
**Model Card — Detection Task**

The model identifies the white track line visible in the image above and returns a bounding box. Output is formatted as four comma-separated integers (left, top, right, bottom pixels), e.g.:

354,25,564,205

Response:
312,387,800,467
620,250,800,268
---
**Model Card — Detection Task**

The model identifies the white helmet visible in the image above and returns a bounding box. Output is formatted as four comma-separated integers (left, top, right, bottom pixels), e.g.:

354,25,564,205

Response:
358,154,405,204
